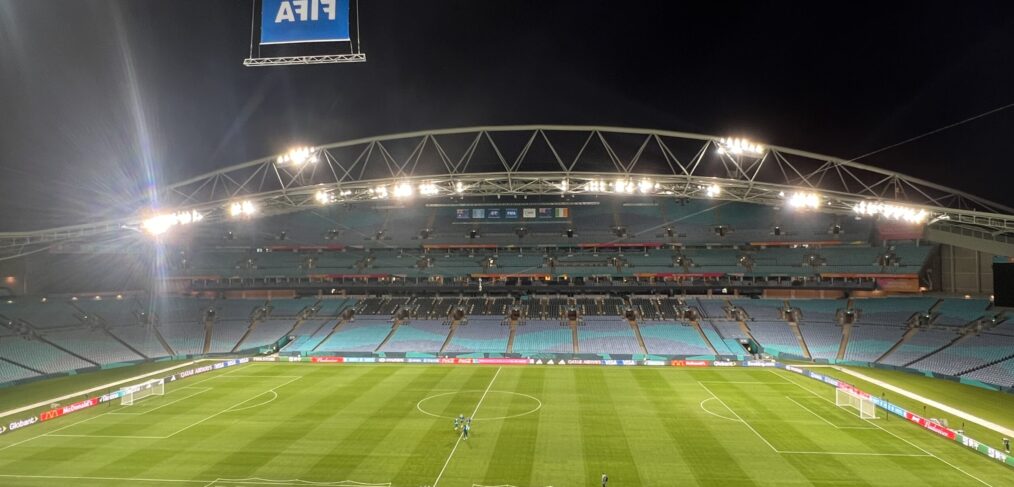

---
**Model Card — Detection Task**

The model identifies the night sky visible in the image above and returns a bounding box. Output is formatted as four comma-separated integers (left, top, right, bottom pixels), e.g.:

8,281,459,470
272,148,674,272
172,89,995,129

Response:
1,1,1013,231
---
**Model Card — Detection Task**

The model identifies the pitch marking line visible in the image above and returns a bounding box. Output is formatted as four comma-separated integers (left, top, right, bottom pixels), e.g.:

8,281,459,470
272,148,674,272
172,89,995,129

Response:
109,387,214,416
696,381,779,453
0,362,257,452
164,375,302,439
203,478,391,486
768,370,994,487
416,390,542,421
784,396,876,430
778,451,931,457
433,366,502,487
698,397,741,422
0,474,390,486
0,473,204,484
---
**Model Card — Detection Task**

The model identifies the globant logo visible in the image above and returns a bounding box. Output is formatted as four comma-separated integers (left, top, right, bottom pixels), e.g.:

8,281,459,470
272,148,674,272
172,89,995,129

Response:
712,360,738,367
785,365,804,374
9,416,38,431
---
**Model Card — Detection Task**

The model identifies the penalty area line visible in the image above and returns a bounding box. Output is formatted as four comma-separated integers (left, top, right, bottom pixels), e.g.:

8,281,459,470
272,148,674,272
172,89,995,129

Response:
768,370,995,487
697,381,779,453
433,366,502,487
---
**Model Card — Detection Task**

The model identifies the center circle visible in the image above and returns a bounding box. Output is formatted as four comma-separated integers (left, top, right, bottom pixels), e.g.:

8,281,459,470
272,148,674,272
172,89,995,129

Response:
415,390,542,422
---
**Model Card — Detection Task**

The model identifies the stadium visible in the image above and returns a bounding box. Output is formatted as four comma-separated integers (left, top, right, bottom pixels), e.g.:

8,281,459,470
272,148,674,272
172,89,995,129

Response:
2,3,1014,487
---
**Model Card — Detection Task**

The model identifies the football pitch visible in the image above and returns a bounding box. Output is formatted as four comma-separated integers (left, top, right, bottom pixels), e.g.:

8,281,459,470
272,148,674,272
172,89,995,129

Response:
0,363,1011,486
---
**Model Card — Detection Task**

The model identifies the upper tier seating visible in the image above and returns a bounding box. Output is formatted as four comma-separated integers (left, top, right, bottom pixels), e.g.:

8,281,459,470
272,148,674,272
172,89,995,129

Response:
695,299,728,319
934,299,990,326
732,299,784,321
75,299,145,326
854,297,934,325
0,300,80,328
267,299,314,317
790,300,845,323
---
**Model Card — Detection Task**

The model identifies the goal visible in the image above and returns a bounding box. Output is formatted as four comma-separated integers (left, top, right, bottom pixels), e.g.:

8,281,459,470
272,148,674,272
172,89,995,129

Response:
836,388,876,419
121,378,165,406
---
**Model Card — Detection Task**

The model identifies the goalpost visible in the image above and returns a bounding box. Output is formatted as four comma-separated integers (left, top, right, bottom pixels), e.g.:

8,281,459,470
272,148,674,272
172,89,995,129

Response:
121,378,165,406
835,388,877,419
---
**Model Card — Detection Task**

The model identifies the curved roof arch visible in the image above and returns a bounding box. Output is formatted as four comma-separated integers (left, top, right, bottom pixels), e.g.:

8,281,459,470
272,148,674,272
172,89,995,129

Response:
2,125,1012,250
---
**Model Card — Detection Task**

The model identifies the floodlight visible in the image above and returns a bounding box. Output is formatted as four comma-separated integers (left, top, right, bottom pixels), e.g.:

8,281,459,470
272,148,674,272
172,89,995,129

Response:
788,192,821,210
559,179,569,192
454,181,465,194
612,178,633,193
705,184,722,198
314,189,334,204
372,185,389,199
638,178,656,194
393,182,414,198
717,137,765,156
418,182,440,196
276,146,318,165
585,180,606,192
852,201,930,224
141,209,204,236
229,200,257,217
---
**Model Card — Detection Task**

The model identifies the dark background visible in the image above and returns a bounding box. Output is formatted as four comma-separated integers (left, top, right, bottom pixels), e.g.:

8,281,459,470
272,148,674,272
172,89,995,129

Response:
1,1,1013,230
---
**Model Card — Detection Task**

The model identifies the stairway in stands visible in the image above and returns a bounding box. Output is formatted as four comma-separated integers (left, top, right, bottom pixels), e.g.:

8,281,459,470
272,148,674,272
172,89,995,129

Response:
629,318,648,355
373,320,401,352
505,319,517,353
691,320,719,356
438,319,458,354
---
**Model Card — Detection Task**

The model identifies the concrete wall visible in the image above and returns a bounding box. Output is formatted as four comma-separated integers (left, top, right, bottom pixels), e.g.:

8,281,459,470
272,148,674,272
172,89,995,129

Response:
939,244,994,295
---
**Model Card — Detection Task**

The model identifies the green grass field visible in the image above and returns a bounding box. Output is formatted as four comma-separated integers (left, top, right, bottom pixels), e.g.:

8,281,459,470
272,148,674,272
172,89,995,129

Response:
0,363,1011,486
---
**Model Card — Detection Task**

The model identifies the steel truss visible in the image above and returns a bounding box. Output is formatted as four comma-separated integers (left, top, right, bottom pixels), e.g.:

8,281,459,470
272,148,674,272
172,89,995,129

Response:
1,125,1012,252
242,53,366,66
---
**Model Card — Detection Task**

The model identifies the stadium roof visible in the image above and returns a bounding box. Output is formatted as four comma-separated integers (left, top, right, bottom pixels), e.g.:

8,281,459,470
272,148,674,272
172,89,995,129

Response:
1,125,1012,254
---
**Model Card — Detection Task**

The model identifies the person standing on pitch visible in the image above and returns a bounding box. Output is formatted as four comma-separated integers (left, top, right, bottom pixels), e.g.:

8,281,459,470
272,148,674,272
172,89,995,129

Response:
601,473,608,487
462,421,471,440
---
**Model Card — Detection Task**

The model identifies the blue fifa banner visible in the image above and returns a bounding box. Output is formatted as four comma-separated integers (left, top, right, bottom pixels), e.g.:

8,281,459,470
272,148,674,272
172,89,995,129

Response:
261,0,351,45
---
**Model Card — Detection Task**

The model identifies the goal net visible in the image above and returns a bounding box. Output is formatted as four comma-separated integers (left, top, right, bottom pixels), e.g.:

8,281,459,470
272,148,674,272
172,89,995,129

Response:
836,388,876,419
121,378,165,406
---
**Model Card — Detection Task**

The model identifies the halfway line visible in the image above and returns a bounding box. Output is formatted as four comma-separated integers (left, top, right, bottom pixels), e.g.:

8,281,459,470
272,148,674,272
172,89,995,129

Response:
433,367,502,487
